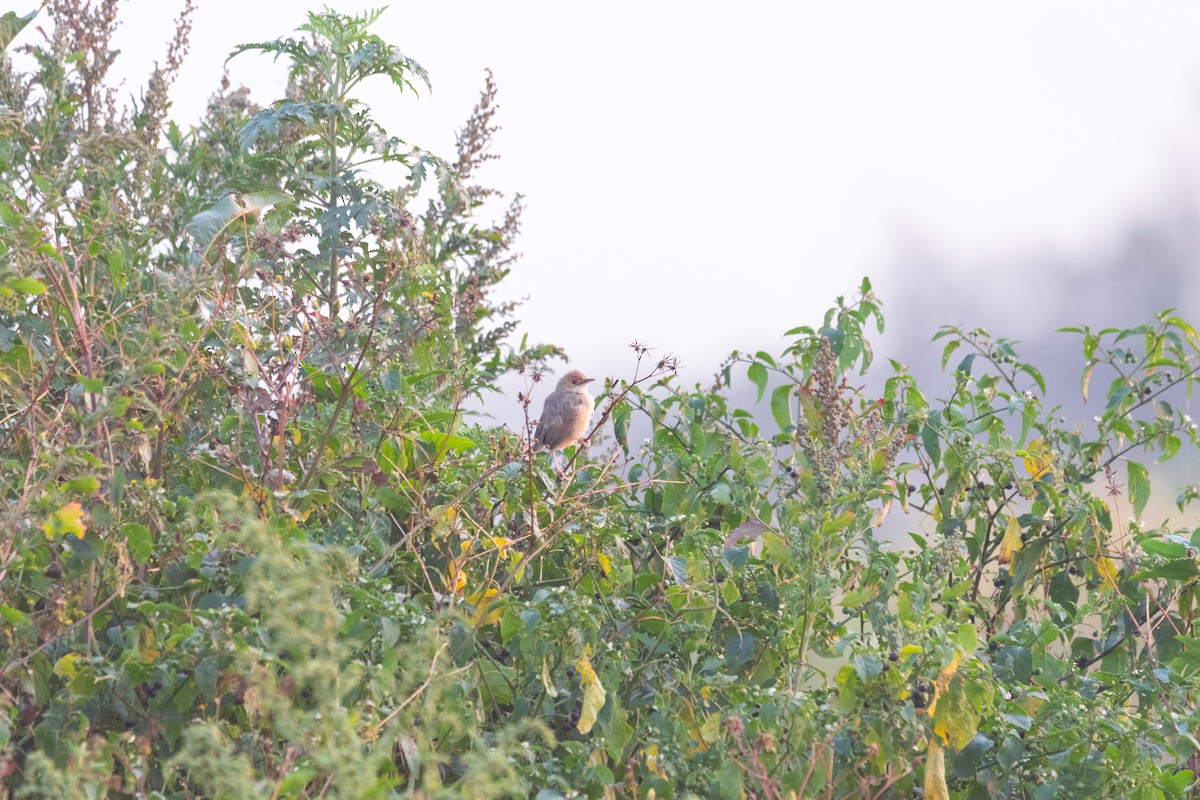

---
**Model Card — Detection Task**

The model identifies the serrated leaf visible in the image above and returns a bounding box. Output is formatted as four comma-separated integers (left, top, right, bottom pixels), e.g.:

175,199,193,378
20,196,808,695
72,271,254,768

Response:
0,9,36,51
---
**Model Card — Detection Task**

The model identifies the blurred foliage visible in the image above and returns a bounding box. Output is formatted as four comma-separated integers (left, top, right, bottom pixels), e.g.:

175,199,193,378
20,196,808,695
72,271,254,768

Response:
2,4,1200,799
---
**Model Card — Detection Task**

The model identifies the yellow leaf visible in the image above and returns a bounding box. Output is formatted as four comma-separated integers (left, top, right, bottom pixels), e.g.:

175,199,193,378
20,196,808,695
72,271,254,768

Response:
466,588,503,625
43,502,86,540
541,657,559,698
1019,692,1045,715
1021,438,1053,480
924,738,949,800
997,515,1023,567
645,744,666,779
575,647,607,734
446,559,467,595
597,552,612,576
928,652,961,720
53,652,81,679
1095,556,1119,590
697,712,721,751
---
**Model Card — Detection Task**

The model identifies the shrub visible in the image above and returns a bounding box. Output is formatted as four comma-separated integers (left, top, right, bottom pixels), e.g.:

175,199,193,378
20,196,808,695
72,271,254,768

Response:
1,5,1198,799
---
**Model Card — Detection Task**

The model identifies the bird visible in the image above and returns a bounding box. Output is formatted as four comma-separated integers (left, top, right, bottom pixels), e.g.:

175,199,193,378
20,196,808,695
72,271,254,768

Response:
533,370,596,478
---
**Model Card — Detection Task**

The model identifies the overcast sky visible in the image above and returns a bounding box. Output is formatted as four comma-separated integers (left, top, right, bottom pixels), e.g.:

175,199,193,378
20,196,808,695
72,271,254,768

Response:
12,1,1200,409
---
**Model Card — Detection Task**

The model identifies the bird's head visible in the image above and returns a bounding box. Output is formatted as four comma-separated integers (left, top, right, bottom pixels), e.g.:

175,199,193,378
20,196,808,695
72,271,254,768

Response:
558,370,595,390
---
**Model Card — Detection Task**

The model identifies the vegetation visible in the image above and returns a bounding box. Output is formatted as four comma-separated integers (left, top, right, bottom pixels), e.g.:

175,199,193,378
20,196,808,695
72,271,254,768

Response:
2,4,1199,798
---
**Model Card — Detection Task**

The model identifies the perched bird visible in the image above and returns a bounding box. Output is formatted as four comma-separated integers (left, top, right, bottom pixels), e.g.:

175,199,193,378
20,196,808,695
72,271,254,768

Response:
533,370,596,478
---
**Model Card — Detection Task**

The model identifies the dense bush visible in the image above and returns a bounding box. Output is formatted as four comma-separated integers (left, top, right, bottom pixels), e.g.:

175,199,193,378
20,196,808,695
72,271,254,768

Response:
2,5,1199,798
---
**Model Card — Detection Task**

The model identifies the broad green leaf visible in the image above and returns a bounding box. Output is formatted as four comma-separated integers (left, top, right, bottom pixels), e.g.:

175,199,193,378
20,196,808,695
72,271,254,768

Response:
9,277,46,295
747,362,768,403
123,523,153,564
770,383,793,433
1127,460,1150,518
841,585,878,611
921,422,941,469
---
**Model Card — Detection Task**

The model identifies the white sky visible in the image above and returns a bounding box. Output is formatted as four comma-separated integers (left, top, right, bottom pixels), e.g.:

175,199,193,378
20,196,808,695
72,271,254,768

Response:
10,1,1200,395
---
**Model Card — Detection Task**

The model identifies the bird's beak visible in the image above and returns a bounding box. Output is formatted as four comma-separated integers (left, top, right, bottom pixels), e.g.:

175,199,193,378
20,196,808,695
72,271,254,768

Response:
582,378,595,384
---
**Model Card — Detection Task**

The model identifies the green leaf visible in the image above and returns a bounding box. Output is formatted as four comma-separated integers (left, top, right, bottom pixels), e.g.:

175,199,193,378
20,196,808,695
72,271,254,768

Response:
0,604,30,628
955,623,978,652
940,339,961,370
747,362,768,403
1018,363,1046,394
770,383,793,433
0,9,37,51
612,401,630,456
1127,460,1150,518
9,277,46,295
123,523,153,564
841,585,878,610
921,422,941,469
64,475,100,494
418,430,475,454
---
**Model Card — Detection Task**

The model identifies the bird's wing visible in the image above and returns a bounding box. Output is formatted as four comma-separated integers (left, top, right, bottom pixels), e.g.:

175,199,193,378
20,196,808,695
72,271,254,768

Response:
534,393,568,450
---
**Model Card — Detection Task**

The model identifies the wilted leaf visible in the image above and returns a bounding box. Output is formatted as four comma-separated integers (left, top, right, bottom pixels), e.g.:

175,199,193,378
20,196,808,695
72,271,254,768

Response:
186,191,291,262
53,653,81,679
541,657,559,698
924,739,949,800
43,502,86,540
997,515,1023,566
575,648,607,734
1022,438,1053,480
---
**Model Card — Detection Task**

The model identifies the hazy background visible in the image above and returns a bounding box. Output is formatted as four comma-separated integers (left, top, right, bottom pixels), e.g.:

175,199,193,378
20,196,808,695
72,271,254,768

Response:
12,1,1200,436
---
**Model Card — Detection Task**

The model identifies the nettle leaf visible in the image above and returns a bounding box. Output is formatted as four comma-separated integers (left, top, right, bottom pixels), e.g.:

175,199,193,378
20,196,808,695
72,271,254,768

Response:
237,100,341,149
0,9,36,51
